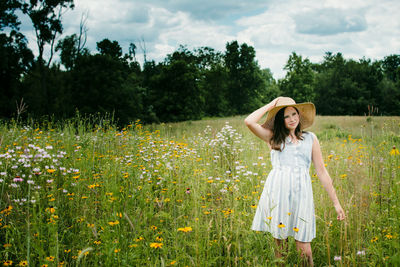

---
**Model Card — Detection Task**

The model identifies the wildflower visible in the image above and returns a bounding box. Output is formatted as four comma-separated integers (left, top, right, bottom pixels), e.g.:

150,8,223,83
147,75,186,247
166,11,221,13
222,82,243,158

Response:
47,169,56,174
293,227,299,232
108,220,119,226
385,233,393,239
340,174,347,179
185,188,190,194
3,244,12,248
3,260,13,266
170,260,177,265
13,177,23,182
287,212,291,216
19,261,28,266
46,207,55,214
114,249,121,253
135,237,144,242
266,216,272,220
177,227,193,233
278,222,285,228
150,242,163,249
94,241,101,245
250,204,257,209
46,256,55,261
357,250,366,256
334,256,341,261
371,236,378,243
150,225,157,230
390,146,400,156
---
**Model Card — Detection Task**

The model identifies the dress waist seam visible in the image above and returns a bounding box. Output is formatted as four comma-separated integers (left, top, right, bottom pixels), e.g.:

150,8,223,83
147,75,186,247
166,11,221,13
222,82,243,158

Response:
271,166,309,170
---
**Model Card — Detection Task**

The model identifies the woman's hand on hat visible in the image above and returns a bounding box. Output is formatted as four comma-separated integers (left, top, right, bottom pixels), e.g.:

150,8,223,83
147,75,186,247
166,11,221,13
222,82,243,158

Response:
272,96,284,107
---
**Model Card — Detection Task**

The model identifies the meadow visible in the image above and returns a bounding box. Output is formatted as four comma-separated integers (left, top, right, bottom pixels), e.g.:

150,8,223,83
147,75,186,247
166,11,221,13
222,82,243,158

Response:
0,115,399,266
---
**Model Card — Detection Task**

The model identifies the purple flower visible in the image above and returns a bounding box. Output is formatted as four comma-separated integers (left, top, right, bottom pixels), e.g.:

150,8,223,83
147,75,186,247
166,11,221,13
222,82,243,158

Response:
357,250,366,256
334,256,341,261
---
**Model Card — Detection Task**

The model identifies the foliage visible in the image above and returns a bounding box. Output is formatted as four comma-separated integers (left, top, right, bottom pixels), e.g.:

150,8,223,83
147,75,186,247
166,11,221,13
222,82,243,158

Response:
0,116,399,266
1,0,400,123
279,52,315,103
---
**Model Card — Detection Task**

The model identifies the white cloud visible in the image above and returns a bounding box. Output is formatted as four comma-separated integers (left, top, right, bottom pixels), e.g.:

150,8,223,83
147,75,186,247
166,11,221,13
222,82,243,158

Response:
17,0,400,79
294,8,367,35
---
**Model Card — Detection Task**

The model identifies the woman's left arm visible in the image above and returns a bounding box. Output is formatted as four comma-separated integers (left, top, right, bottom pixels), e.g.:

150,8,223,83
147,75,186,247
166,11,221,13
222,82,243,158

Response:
311,134,346,221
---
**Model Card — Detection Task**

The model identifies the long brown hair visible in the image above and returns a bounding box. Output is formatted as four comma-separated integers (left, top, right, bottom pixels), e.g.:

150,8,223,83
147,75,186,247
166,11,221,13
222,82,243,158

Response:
270,107,303,151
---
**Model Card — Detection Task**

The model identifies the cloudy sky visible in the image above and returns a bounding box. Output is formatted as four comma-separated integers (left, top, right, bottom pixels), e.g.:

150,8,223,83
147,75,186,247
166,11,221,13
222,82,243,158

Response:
21,0,400,78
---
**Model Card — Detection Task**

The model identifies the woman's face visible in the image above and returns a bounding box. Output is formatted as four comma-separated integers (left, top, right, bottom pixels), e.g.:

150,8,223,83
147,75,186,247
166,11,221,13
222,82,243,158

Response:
283,107,299,131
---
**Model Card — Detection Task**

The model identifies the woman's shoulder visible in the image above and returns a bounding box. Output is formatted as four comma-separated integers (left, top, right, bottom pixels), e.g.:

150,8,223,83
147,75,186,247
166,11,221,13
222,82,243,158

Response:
302,131,317,142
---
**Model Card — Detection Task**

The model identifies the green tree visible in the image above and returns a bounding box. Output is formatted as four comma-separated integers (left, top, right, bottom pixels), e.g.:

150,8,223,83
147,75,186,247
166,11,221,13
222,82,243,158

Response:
96,38,123,59
56,34,89,70
224,41,266,114
69,53,136,124
0,0,34,118
314,52,383,115
261,68,280,102
22,0,74,66
193,46,228,117
149,46,203,122
279,52,315,103
382,54,400,82
20,0,74,115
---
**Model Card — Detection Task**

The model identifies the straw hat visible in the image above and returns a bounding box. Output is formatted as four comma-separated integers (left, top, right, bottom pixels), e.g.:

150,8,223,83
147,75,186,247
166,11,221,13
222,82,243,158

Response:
262,97,316,130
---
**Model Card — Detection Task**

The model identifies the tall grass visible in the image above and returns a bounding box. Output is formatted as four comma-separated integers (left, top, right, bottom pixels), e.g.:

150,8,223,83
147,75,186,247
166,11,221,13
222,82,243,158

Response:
0,115,399,266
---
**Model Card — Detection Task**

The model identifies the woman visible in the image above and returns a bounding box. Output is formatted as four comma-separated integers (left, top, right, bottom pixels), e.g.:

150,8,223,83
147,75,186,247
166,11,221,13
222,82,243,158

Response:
244,97,345,266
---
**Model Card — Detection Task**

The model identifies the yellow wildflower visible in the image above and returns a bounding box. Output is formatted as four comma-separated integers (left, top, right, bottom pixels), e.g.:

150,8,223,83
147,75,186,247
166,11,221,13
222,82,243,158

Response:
150,242,163,248
371,236,378,243
177,227,193,233
385,234,393,239
3,260,13,266
390,146,400,156
108,220,119,226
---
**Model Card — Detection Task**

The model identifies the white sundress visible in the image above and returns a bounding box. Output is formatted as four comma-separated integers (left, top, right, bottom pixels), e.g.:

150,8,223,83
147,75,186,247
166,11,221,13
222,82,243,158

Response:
251,132,316,242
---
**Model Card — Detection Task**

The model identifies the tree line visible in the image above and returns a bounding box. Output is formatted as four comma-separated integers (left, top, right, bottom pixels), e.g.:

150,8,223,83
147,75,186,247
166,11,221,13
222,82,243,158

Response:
1,1,400,125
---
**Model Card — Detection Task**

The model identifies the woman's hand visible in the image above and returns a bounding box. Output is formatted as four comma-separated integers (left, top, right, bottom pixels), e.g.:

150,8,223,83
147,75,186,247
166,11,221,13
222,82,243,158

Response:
271,96,283,107
334,203,346,221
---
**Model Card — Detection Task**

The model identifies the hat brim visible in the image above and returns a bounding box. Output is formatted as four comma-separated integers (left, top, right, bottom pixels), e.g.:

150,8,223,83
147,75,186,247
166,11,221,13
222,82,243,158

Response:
262,102,316,130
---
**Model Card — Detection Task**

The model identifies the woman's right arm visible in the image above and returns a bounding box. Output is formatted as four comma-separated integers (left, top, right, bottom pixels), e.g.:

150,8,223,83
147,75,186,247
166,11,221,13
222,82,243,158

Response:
244,97,281,143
